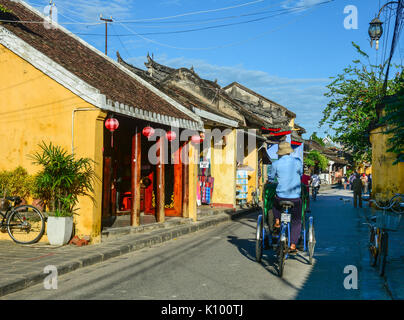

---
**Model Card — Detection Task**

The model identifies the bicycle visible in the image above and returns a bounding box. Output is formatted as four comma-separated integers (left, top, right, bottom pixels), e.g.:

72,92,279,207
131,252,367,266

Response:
311,185,320,201
0,196,46,244
367,194,404,276
299,190,316,265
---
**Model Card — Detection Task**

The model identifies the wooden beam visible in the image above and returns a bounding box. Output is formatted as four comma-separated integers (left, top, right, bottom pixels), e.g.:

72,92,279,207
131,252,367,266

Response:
156,138,165,222
131,129,141,226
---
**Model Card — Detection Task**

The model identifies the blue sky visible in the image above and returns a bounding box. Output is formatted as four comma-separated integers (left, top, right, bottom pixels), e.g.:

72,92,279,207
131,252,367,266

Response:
26,0,403,139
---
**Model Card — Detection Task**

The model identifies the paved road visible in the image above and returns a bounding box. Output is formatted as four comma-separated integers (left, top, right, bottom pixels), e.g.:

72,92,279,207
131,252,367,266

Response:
1,188,389,300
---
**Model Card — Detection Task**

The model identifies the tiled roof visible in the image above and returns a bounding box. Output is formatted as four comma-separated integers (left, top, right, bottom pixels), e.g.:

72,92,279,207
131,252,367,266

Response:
0,0,196,124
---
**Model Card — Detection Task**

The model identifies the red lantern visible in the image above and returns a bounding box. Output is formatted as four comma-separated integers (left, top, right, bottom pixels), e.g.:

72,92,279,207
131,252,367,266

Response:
105,117,119,148
191,134,202,144
142,126,155,138
166,131,176,141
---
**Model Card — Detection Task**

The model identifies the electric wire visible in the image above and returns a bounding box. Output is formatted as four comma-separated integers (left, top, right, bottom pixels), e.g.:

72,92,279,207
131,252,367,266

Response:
115,1,327,51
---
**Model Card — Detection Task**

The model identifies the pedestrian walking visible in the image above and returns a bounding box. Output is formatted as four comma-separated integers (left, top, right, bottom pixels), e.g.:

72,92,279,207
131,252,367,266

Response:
349,173,356,190
342,175,348,190
361,173,368,194
352,173,363,208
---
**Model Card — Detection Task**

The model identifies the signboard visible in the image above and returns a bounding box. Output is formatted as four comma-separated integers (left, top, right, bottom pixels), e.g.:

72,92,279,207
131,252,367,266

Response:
200,161,210,169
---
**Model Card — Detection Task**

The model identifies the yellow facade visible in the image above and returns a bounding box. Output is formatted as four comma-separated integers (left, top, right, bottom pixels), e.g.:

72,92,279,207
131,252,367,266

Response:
244,132,258,203
370,126,404,201
210,129,237,207
0,44,106,243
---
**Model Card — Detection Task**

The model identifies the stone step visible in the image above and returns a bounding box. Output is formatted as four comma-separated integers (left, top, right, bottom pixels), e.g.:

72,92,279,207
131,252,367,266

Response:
101,217,193,241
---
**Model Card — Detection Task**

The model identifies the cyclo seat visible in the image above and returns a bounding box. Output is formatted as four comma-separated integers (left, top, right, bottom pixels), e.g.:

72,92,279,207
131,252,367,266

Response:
279,200,294,208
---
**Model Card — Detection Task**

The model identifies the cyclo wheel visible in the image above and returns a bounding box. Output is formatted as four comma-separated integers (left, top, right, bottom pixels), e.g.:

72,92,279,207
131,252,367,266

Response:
378,231,388,277
369,228,378,267
255,215,263,262
7,205,45,244
278,240,286,277
308,217,316,265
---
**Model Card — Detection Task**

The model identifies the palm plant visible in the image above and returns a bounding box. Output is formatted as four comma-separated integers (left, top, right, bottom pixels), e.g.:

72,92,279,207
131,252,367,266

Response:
30,142,97,216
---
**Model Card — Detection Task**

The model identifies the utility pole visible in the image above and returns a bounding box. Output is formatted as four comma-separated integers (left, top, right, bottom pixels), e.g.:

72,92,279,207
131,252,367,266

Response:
100,14,113,56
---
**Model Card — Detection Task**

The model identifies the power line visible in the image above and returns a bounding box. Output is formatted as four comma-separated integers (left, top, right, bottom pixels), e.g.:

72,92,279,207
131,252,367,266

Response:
118,0,265,22
75,1,333,38
115,1,328,51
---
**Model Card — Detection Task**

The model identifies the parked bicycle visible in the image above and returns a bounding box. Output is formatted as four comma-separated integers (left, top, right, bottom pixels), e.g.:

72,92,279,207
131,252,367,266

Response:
367,194,404,276
0,196,46,244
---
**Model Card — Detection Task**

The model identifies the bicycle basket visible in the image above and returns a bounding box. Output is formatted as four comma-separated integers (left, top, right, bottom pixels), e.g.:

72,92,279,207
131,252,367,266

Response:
375,210,402,231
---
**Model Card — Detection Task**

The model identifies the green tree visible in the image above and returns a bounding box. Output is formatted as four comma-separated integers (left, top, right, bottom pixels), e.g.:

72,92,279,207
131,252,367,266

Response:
320,42,402,164
304,150,328,172
310,132,325,146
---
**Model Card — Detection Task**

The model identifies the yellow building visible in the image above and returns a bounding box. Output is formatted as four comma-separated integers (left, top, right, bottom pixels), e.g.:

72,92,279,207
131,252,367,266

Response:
0,0,204,243
370,95,404,201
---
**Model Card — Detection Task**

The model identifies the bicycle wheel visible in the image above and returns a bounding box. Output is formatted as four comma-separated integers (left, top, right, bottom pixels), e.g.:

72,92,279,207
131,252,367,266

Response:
308,217,316,265
7,205,45,244
391,194,404,214
378,231,388,277
369,227,378,267
255,215,263,262
278,240,286,277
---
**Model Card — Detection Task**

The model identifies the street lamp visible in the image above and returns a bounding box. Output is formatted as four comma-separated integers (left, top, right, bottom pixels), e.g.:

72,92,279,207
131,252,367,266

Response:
369,18,383,50
368,1,401,50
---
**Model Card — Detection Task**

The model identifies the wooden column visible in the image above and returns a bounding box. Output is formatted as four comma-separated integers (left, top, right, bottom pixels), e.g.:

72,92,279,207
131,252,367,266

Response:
131,130,141,226
156,138,165,222
182,142,189,217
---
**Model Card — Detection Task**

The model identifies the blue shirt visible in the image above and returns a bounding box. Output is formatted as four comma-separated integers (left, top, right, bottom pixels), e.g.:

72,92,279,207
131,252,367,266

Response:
269,155,303,199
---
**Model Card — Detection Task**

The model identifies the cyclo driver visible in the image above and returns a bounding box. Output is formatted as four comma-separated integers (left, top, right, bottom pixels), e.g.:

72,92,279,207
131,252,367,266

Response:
269,141,303,254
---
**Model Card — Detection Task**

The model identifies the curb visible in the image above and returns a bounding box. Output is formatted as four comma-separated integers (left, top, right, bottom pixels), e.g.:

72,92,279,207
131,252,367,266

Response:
0,207,257,297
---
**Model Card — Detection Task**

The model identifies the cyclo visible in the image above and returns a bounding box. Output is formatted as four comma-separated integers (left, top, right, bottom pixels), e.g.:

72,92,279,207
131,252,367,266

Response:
255,182,316,277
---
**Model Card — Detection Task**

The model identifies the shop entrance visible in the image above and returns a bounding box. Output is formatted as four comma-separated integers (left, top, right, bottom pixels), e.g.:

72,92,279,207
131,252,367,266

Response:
101,115,184,229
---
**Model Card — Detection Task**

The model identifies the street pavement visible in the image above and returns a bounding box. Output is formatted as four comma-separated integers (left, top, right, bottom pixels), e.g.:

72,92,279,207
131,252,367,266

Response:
1,187,396,300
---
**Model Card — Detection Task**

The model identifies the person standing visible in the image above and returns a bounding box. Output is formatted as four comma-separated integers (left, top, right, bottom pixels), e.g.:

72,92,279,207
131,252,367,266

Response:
342,175,347,190
352,173,363,208
361,173,368,194
368,174,372,195
301,169,311,212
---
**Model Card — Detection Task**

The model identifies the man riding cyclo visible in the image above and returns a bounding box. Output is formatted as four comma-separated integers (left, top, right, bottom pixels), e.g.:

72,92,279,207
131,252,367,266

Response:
262,141,309,254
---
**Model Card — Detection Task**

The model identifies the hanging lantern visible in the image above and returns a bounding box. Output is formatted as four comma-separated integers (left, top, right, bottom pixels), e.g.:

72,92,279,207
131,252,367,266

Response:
166,131,176,141
142,126,155,138
105,117,119,148
191,134,202,144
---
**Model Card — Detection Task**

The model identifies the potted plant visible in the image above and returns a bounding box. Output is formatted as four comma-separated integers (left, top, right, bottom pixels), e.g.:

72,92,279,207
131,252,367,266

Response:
30,142,97,245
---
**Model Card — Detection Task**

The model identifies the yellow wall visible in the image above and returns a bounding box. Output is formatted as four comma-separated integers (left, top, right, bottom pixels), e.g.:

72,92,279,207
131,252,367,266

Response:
370,127,404,201
187,142,198,221
244,132,258,203
0,44,106,243
210,129,237,207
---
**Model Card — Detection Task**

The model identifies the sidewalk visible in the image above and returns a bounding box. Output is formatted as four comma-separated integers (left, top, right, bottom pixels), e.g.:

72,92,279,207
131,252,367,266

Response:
361,204,404,300
0,206,256,297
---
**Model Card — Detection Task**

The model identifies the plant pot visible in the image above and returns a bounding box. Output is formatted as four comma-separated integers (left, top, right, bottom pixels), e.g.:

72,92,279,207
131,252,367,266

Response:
46,216,73,245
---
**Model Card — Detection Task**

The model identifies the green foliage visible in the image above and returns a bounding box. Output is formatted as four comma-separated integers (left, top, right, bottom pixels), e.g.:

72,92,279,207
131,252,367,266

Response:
0,4,12,13
378,75,404,165
30,141,98,216
320,42,403,164
0,166,34,199
304,150,328,172
310,132,325,146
